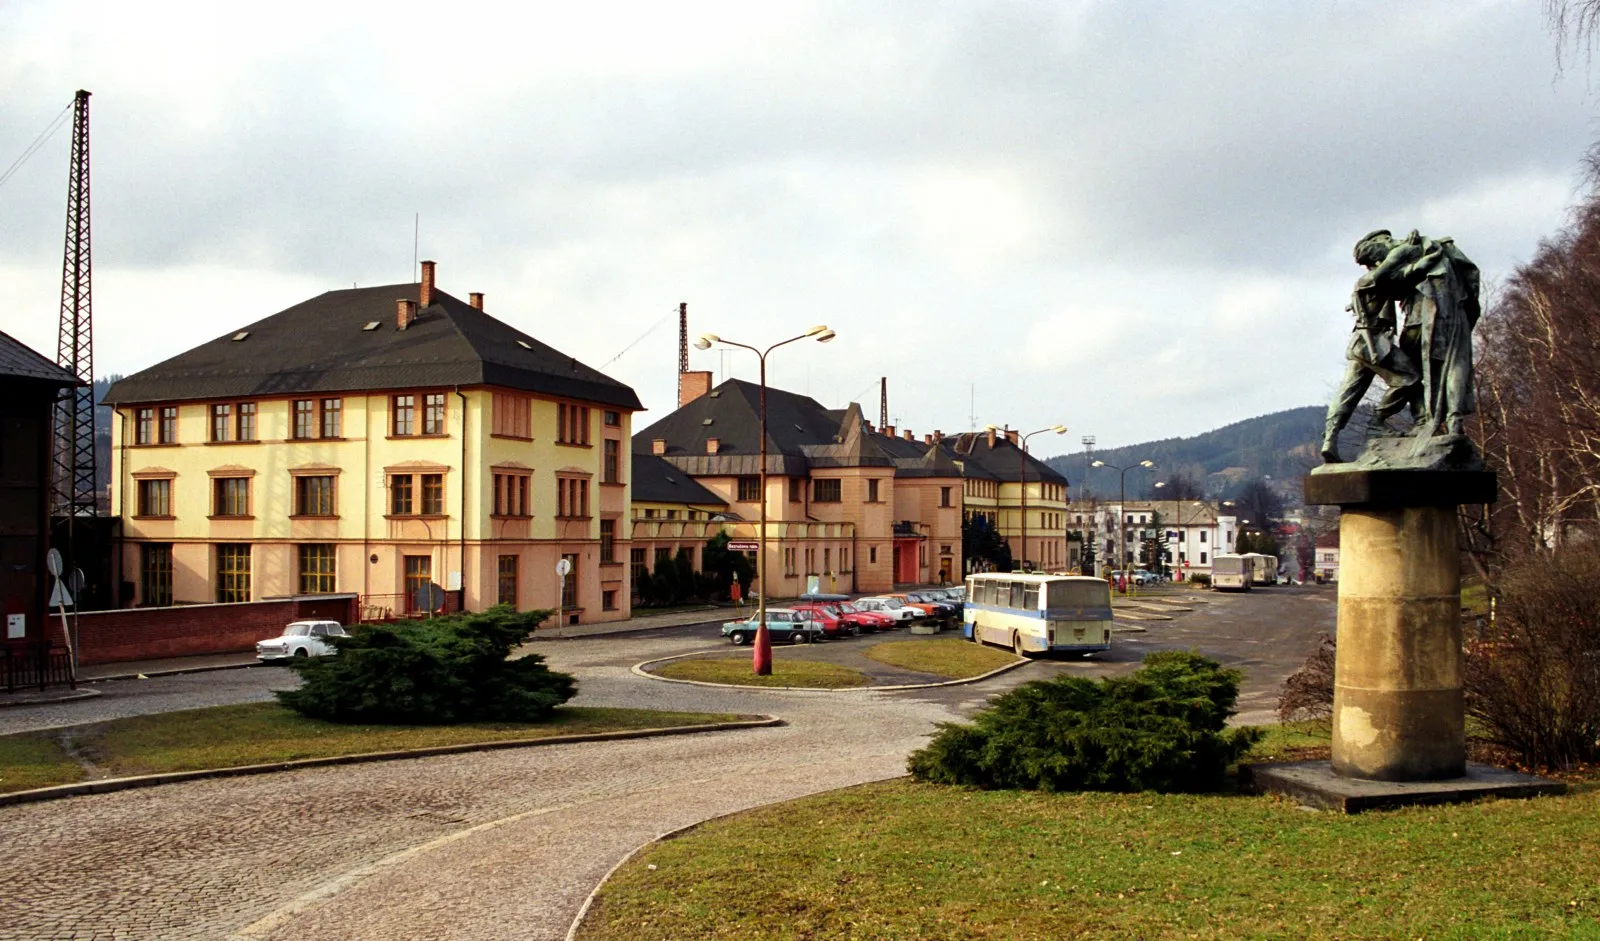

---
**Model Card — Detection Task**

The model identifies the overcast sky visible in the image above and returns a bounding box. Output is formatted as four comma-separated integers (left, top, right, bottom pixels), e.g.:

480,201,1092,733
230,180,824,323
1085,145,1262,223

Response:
3,0,1595,457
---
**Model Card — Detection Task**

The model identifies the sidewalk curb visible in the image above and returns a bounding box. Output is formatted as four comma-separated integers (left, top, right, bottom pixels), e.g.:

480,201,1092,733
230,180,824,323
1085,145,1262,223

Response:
630,650,1031,692
0,688,102,709
0,716,783,809
529,616,727,641
84,660,262,683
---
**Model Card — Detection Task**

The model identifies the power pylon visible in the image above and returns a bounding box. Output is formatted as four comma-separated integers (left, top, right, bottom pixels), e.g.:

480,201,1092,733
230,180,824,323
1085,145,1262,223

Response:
53,89,96,521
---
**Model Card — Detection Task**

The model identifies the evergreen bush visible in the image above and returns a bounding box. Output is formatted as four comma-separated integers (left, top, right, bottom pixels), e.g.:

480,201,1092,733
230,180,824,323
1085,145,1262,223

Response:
277,605,575,724
907,651,1259,792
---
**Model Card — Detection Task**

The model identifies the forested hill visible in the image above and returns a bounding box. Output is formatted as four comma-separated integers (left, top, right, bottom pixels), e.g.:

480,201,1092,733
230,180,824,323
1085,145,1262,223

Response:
1041,405,1346,502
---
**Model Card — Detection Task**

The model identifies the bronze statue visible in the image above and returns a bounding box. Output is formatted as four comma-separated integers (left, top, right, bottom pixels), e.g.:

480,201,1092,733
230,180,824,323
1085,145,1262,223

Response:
1319,228,1481,467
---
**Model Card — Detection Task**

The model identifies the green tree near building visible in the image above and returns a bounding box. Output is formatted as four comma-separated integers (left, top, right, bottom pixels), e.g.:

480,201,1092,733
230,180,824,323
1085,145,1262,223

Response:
963,515,1013,572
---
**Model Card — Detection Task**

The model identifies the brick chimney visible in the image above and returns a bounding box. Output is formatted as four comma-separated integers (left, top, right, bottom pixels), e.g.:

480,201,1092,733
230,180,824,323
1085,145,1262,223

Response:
884,425,895,438
678,370,713,408
1005,430,1019,446
923,434,933,444
933,430,943,443
652,438,666,455
397,298,417,330
706,437,720,455
420,260,436,307
903,429,914,441
469,292,484,310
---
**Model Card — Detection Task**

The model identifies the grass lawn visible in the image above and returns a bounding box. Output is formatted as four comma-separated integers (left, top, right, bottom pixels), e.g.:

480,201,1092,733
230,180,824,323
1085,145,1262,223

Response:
0,733,81,793
862,637,1018,679
652,657,868,689
0,703,753,794
578,730,1600,941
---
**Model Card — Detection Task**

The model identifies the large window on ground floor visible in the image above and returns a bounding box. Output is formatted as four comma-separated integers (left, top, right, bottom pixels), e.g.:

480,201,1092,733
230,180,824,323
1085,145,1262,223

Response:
405,555,433,613
141,543,173,606
216,543,251,603
498,555,518,607
298,544,337,594
561,553,579,609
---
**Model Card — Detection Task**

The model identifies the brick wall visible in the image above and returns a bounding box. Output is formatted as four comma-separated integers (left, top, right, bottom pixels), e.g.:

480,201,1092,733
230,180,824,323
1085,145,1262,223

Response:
75,595,358,665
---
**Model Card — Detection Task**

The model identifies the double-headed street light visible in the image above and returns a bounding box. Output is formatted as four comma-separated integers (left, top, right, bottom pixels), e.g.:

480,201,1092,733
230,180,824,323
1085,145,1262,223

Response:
986,424,1067,571
1090,458,1154,591
695,325,836,676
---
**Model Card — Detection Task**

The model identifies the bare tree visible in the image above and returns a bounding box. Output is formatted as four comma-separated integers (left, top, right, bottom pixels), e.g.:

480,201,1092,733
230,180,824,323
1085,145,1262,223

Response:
1545,0,1600,72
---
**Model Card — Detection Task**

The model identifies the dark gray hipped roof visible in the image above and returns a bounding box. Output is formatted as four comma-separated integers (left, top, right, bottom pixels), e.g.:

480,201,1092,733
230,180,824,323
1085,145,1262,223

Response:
631,452,728,506
633,379,851,477
944,432,1069,486
104,284,642,410
0,330,78,386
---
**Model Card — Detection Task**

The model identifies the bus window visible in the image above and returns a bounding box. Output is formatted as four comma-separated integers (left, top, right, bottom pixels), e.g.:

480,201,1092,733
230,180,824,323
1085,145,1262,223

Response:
1009,581,1025,609
1046,580,1110,609
1023,584,1040,611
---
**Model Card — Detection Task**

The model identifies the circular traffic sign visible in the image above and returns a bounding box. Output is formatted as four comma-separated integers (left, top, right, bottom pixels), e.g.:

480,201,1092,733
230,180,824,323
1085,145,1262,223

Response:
46,548,63,577
555,558,572,577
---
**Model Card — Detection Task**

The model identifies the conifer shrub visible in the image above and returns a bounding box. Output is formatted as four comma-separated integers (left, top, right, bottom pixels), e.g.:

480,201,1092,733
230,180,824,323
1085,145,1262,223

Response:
277,605,575,724
907,651,1259,792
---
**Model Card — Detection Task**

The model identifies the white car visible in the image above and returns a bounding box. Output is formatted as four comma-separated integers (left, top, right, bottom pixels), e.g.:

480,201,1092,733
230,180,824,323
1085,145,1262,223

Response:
853,597,919,624
256,620,348,662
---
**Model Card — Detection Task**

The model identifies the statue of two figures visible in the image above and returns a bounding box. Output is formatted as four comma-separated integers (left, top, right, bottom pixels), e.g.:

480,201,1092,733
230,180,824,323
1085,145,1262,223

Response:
1317,228,1484,472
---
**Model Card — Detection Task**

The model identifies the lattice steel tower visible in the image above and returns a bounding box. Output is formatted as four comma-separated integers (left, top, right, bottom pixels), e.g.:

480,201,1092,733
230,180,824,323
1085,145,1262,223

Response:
53,89,96,520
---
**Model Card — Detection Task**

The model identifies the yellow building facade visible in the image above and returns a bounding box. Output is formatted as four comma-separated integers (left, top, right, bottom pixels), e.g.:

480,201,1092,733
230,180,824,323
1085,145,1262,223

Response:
107,264,642,624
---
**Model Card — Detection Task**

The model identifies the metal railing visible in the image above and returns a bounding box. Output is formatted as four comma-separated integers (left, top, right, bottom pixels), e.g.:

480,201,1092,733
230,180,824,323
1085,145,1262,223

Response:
356,592,462,623
1,645,75,693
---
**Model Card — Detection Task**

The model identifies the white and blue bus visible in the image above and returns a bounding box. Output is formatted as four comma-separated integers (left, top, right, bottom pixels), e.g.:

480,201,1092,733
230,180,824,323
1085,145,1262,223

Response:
1212,553,1253,591
964,573,1113,658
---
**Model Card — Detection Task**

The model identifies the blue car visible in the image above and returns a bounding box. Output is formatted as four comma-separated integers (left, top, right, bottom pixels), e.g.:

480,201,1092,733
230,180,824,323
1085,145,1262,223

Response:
721,608,826,645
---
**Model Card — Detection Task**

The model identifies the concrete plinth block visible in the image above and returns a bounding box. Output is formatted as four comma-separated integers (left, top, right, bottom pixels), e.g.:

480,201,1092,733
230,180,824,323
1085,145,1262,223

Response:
909,623,939,635
1244,760,1565,813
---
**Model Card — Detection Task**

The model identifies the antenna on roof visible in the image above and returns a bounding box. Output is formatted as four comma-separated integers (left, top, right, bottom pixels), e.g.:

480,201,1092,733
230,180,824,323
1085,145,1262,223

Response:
678,302,688,374
879,377,888,429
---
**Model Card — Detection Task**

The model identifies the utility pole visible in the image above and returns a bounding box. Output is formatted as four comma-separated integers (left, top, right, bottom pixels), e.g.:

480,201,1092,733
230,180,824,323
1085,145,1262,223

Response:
53,89,96,524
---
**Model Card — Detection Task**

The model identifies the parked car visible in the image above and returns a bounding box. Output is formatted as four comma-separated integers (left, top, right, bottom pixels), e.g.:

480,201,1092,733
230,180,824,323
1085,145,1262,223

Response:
854,596,921,624
1134,569,1160,585
791,602,878,637
1108,569,1155,588
890,592,952,620
720,608,826,645
257,620,348,662
832,601,897,632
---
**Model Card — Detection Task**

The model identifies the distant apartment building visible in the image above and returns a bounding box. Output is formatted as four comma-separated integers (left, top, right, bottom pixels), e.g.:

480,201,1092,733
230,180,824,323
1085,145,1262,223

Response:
1314,531,1340,582
1070,499,1237,577
104,262,642,624
634,378,964,595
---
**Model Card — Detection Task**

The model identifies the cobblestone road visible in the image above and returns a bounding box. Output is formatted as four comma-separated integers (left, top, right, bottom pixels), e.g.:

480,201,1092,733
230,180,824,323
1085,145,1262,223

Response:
0,587,1331,940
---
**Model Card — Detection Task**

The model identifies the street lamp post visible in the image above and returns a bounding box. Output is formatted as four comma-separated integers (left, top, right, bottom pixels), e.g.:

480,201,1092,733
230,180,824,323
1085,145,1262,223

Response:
1090,458,1153,592
986,424,1066,572
695,325,836,676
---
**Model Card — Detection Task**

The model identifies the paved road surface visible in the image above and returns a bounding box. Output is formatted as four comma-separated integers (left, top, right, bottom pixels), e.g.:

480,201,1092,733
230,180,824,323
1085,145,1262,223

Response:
0,587,1332,940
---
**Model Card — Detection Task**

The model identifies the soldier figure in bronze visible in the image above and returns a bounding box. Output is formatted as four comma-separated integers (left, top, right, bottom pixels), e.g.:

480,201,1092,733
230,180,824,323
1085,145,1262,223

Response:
1319,229,1481,467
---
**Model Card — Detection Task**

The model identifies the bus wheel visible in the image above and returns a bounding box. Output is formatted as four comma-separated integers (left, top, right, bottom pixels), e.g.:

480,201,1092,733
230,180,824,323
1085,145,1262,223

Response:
1012,633,1028,657
970,627,983,646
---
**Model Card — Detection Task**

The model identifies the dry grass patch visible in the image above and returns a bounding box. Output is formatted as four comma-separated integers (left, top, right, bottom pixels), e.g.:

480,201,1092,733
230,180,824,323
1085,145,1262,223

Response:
580,752,1600,941
0,703,750,793
862,638,1018,679
652,657,868,689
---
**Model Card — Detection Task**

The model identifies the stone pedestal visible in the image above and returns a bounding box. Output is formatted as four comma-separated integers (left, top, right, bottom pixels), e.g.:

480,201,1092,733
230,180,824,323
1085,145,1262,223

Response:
1330,505,1464,779
1244,467,1551,810
1305,469,1494,781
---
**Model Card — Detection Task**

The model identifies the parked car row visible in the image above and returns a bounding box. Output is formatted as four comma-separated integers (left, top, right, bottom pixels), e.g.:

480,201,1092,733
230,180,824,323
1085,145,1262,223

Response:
719,588,967,645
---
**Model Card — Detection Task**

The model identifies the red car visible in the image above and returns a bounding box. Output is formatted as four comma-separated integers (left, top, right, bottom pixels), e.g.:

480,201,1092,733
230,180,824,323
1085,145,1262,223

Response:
792,601,892,635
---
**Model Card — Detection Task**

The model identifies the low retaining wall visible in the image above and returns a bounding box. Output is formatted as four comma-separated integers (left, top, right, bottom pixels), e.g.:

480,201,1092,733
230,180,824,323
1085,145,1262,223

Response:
75,595,357,665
